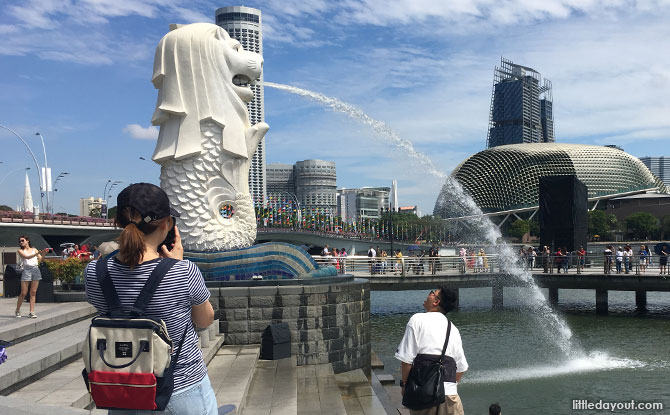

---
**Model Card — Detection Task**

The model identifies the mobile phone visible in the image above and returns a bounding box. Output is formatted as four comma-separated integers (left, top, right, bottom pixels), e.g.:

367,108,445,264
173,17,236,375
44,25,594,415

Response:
160,218,176,251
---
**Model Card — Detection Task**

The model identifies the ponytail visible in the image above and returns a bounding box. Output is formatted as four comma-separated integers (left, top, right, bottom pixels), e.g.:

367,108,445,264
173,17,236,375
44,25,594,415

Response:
117,222,146,268
115,207,162,268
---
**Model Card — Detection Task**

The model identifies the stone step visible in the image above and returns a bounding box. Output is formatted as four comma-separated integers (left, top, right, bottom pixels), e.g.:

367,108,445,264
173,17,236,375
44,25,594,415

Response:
297,363,348,415
335,369,387,415
242,355,298,415
0,300,95,345
0,319,90,395
210,345,260,415
7,323,225,411
370,351,384,370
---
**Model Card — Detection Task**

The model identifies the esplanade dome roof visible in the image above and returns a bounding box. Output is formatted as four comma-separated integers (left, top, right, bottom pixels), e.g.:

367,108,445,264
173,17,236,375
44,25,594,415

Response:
434,143,666,216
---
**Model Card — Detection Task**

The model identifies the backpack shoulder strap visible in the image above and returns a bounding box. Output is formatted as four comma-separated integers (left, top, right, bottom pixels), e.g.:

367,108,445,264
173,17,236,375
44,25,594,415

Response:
439,320,452,361
133,258,179,312
95,257,121,309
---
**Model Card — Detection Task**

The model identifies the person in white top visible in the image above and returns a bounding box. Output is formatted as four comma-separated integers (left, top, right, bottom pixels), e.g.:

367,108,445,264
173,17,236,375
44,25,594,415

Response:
16,235,50,318
396,286,468,415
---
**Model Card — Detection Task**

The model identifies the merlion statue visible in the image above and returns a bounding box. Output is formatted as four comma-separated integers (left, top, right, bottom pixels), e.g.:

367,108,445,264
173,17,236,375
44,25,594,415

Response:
151,23,268,251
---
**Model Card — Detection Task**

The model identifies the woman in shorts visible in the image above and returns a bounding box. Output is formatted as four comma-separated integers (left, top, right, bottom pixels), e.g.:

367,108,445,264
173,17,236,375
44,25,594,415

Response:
16,235,49,318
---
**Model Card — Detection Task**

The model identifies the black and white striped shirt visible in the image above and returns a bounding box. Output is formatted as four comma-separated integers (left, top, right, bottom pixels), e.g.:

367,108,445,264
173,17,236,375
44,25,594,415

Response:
84,257,210,391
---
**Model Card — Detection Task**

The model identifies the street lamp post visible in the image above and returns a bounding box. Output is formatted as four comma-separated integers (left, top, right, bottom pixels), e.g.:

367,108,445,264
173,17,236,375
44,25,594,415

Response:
103,180,122,219
35,133,50,215
0,167,30,187
51,172,69,215
0,125,44,212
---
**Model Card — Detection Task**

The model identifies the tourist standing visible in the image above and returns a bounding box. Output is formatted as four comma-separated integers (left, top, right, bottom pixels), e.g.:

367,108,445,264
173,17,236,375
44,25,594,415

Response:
615,246,624,274
624,245,633,274
603,245,613,275
659,245,668,275
396,287,468,415
639,245,648,274
459,248,467,274
576,246,586,274
475,248,485,273
381,249,388,274
339,248,347,274
84,183,217,414
15,236,49,318
542,246,550,273
555,248,565,273
368,245,377,275
394,250,403,275
528,247,537,270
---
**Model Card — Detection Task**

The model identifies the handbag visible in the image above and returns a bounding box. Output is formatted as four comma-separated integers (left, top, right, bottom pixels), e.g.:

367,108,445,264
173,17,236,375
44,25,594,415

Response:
402,320,455,411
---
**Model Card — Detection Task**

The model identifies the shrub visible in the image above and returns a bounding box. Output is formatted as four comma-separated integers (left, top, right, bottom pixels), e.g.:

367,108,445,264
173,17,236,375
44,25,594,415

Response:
45,258,89,284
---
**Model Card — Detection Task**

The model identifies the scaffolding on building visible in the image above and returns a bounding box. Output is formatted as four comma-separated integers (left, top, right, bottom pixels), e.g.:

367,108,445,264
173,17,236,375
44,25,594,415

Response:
486,57,554,148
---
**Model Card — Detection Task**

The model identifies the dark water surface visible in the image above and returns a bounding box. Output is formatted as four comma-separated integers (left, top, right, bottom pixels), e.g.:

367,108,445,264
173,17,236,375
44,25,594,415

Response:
371,289,670,414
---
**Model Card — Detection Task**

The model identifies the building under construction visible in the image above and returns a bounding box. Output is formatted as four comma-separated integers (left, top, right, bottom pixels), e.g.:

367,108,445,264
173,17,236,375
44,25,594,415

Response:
486,57,554,148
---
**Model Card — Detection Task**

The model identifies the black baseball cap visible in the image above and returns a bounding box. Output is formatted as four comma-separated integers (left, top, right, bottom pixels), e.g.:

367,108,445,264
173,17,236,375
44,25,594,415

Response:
116,183,180,224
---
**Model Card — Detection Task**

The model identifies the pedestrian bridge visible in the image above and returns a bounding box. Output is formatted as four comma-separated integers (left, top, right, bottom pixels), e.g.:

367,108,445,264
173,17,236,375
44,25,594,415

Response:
313,256,670,314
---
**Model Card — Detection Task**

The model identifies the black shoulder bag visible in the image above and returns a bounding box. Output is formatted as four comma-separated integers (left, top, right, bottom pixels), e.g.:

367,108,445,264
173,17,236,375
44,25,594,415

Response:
402,320,456,411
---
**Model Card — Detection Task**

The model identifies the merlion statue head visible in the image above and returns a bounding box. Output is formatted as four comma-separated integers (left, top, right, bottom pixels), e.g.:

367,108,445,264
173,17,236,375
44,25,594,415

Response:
151,23,264,163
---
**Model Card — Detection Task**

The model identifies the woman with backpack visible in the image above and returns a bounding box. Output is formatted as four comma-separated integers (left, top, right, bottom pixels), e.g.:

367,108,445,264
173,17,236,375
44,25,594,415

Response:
84,183,216,414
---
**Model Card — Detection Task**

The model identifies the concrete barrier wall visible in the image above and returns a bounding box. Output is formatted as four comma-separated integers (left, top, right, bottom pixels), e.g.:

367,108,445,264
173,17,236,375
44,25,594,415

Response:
208,277,371,374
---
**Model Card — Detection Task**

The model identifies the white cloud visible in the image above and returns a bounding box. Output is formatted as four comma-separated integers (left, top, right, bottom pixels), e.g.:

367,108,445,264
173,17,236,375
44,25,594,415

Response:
124,124,158,140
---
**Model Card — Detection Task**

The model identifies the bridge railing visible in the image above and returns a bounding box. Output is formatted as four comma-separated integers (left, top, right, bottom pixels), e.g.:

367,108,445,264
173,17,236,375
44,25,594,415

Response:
0,211,116,227
312,253,670,277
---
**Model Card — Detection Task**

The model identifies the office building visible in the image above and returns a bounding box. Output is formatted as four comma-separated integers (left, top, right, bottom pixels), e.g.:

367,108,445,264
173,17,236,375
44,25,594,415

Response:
215,6,266,206
265,160,337,215
639,156,670,188
266,163,295,195
487,57,554,148
80,197,105,217
337,187,390,223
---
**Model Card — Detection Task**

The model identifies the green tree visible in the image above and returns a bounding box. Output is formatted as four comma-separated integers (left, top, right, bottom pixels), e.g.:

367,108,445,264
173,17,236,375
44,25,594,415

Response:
625,212,658,240
661,215,670,240
588,210,617,240
509,219,530,240
0,204,12,211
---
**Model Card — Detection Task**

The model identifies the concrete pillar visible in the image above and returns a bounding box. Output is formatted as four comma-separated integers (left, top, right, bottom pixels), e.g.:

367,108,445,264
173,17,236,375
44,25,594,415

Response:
635,290,647,312
548,288,559,306
595,289,608,315
492,286,504,309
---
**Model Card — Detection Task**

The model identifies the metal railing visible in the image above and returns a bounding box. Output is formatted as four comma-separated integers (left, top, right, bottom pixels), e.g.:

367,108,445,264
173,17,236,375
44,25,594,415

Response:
312,254,670,277
0,211,115,227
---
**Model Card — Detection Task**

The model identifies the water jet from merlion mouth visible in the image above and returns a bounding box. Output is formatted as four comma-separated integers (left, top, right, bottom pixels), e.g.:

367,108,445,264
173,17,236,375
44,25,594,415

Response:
265,81,585,360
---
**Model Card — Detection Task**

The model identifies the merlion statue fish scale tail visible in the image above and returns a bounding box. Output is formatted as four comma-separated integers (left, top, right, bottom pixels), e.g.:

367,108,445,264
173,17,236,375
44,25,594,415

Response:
150,23,268,251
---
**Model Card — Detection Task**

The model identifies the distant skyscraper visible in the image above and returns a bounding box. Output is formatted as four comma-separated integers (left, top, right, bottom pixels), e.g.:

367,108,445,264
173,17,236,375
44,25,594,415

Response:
487,57,554,148
215,6,266,206
640,156,670,187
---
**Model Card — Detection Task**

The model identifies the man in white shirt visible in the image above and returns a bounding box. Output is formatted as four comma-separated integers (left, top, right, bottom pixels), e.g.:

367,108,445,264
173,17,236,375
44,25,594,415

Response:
367,245,377,274
396,286,468,415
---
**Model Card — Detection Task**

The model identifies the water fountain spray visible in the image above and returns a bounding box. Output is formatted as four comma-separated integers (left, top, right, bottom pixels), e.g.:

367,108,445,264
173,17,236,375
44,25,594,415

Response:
266,81,581,358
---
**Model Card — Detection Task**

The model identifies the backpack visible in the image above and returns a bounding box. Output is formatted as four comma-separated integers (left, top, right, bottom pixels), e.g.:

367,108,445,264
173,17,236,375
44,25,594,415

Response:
81,257,187,411
402,321,455,411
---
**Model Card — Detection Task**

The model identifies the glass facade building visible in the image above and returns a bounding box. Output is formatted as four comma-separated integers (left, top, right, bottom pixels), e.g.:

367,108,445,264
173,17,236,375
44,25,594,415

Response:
487,57,554,148
639,156,670,188
215,6,266,206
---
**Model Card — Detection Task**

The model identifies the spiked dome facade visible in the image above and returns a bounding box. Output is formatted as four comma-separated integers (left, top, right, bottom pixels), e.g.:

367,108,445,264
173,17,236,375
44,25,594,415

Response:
434,143,667,216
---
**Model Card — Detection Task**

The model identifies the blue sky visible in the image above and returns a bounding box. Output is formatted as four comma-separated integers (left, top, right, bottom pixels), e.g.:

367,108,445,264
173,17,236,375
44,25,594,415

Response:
1,0,669,216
